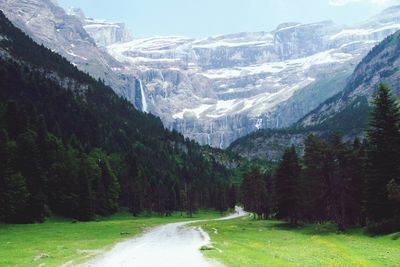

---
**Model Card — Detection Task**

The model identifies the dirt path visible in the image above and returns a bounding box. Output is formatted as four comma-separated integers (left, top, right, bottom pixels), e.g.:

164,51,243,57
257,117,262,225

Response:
81,207,246,267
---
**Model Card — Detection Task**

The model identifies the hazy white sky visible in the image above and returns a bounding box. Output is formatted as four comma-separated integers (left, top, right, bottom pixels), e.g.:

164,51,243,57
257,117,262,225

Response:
57,0,400,37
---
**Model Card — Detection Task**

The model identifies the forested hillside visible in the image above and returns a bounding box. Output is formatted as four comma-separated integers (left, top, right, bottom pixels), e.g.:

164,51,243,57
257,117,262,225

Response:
0,11,235,223
241,84,400,233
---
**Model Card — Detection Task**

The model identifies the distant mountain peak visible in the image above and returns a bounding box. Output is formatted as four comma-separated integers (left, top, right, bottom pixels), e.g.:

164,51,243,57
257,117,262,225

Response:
66,7,85,20
368,5,400,25
381,5,400,14
276,22,301,30
64,6,133,47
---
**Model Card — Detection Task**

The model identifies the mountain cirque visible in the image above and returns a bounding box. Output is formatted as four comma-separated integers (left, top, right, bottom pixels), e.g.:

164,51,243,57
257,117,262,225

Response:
2,0,400,148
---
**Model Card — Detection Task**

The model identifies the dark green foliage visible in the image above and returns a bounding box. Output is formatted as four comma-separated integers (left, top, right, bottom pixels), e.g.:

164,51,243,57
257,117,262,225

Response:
306,96,370,134
228,128,304,151
228,185,237,210
275,146,301,225
302,134,364,230
0,11,234,223
241,168,268,219
0,172,30,223
16,131,46,222
366,219,400,235
302,134,330,223
240,83,400,233
240,132,369,230
76,159,95,221
0,129,29,223
329,134,354,231
387,179,400,204
365,83,400,222
96,158,120,215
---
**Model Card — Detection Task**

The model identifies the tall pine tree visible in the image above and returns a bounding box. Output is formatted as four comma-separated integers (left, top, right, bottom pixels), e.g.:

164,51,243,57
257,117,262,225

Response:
276,146,301,225
365,83,400,222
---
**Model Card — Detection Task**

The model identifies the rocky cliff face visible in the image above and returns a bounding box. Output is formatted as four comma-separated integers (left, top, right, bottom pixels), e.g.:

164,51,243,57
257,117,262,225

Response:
67,7,133,47
107,9,400,148
3,0,400,149
106,9,400,148
230,26,400,162
300,27,400,130
0,0,140,101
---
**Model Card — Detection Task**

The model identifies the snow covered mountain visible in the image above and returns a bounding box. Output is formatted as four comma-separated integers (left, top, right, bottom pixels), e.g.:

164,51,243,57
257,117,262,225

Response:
2,0,400,148
106,8,400,148
229,25,400,162
300,23,400,131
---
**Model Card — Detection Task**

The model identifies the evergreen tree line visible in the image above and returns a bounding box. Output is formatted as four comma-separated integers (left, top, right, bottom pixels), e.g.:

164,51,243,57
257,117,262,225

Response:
0,60,235,223
0,12,236,223
241,83,400,233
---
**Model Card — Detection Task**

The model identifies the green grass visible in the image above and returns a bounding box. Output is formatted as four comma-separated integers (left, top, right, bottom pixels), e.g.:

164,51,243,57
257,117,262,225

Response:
0,210,222,267
199,216,400,267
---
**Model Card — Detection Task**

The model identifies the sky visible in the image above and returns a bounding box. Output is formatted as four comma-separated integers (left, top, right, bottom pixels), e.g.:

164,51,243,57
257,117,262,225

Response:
56,0,400,38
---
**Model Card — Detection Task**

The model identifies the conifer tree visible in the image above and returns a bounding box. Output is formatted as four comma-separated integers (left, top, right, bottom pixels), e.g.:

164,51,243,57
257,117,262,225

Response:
365,83,400,222
330,133,351,231
276,146,301,225
303,134,329,223
16,131,46,222
264,173,276,219
241,168,266,218
1,173,30,223
76,160,95,221
228,185,237,210
347,138,366,226
387,179,400,218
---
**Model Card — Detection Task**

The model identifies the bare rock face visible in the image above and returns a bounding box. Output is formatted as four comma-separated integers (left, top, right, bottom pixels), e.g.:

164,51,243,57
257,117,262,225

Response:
67,7,133,47
0,0,139,101
106,7,400,148
232,19,400,162
2,0,400,149
300,29,400,129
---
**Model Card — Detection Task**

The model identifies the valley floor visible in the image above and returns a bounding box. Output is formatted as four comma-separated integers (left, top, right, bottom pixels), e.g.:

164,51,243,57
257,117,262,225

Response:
3,211,399,267
199,217,400,267
0,210,222,267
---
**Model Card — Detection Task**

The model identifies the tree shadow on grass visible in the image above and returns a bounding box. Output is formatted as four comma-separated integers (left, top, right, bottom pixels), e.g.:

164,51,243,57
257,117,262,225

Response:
270,221,342,236
390,232,400,240
271,222,304,230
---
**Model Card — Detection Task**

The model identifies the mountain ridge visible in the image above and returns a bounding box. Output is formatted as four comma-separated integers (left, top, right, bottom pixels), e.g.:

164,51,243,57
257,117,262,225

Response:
2,0,400,149
229,28,400,161
101,5,400,148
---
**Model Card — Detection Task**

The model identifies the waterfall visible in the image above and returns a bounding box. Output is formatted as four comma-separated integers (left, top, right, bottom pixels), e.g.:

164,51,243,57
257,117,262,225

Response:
219,132,224,149
255,118,263,129
207,133,211,146
139,80,148,113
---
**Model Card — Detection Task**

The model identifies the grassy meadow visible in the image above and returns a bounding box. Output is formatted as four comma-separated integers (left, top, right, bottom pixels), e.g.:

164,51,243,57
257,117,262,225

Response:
0,210,222,267
199,216,400,267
